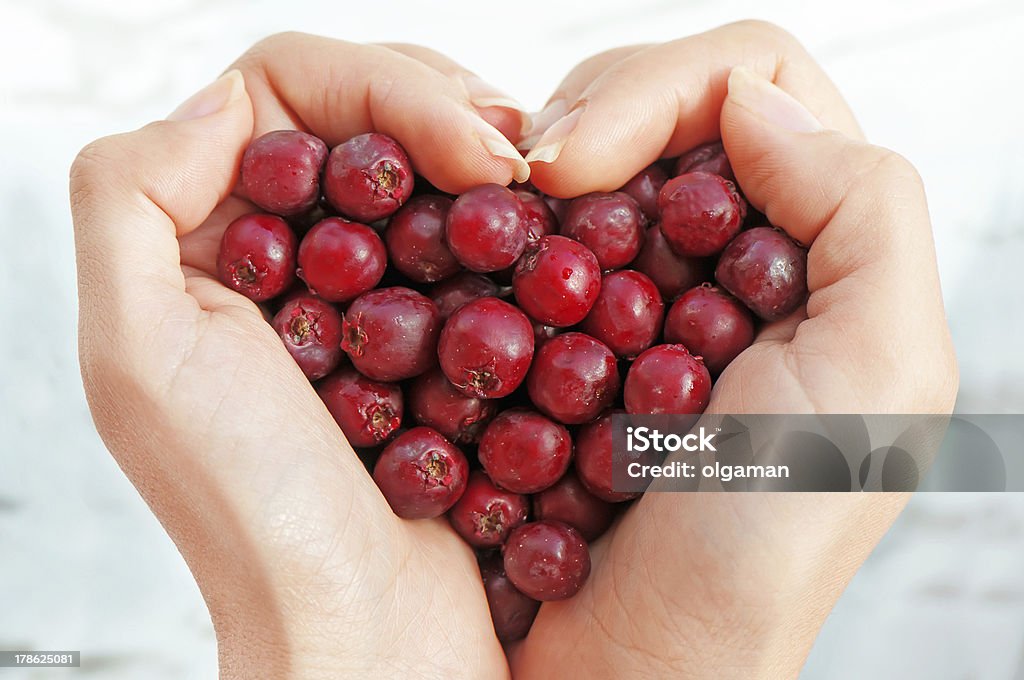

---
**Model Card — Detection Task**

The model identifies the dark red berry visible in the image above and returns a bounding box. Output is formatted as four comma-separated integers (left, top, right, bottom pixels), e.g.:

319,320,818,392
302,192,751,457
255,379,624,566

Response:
271,295,343,380
448,470,529,547
429,272,500,321
503,520,591,601
479,552,540,642
715,227,809,321
543,195,570,225
658,172,747,257
478,409,573,493
438,297,534,399
317,367,403,448
512,235,601,327
515,190,559,241
216,213,297,302
384,195,461,283
240,130,327,216
408,368,496,444
372,427,469,519
561,192,644,270
532,469,616,542
631,225,714,301
624,344,711,415
296,217,386,303
341,287,441,382
527,333,619,425
574,410,648,502
619,163,667,224
446,184,527,272
674,141,735,182
580,270,664,359
664,285,755,374
323,132,414,222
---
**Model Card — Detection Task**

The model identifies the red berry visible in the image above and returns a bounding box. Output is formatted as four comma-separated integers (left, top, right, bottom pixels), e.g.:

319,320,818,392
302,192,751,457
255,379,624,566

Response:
216,213,297,302
384,195,461,283
715,227,809,321
478,409,573,494
478,552,540,642
408,368,496,444
515,190,559,241
631,225,713,301
543,195,570,225
429,272,500,321
317,367,403,448
561,192,644,270
580,270,664,359
446,184,528,272
372,427,469,519
503,520,591,601
448,470,529,547
438,297,535,399
296,217,386,303
512,235,601,327
574,410,651,502
624,344,711,415
619,163,667,224
527,333,619,425
674,141,735,182
658,172,747,257
532,469,616,541
323,132,414,222
341,287,441,382
271,295,343,380
664,285,755,374
240,130,327,216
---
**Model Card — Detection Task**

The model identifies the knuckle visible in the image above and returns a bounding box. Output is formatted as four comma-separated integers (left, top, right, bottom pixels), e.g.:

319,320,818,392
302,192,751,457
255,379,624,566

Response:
727,19,800,49
70,136,128,215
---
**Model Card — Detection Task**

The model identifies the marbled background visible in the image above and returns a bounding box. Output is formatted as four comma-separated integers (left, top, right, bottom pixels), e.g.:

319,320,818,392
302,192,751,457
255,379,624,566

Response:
2,0,1023,677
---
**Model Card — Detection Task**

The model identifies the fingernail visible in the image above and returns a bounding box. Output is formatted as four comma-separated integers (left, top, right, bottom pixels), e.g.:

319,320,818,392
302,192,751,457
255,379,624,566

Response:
524,107,583,164
168,70,245,121
727,66,822,133
470,115,531,184
462,75,531,137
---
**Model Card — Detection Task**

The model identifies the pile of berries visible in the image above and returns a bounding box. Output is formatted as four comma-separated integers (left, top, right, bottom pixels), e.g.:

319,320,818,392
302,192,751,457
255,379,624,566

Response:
218,129,808,641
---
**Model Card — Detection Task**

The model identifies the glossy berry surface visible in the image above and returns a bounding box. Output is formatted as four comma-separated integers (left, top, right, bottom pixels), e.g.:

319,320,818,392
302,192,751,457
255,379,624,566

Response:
317,367,403,448
574,411,639,502
580,270,664,359
561,192,644,270
512,235,601,327
479,553,540,642
323,132,414,222
438,297,535,399
503,520,591,601
240,130,327,216
516,190,559,241
664,285,755,374
296,217,386,302
527,333,619,425
429,272,500,320
658,172,747,257
446,183,527,272
619,163,667,224
674,141,735,182
631,226,713,301
271,295,343,380
448,471,529,547
478,409,573,493
624,344,711,415
217,213,297,302
372,427,469,519
532,469,616,541
341,287,441,382
384,195,461,283
715,227,809,321
408,368,496,443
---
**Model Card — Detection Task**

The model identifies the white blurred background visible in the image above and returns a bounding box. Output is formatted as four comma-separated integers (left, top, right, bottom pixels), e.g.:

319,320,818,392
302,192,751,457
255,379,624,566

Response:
2,0,1023,677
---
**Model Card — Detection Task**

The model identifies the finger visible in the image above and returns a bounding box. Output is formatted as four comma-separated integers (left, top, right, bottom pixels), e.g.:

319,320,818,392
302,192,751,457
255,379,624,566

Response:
527,20,864,197
234,32,528,190
379,42,530,142
720,66,958,410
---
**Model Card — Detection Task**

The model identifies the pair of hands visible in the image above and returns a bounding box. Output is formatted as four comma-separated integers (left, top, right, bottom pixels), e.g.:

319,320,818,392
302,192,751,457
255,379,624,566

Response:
70,21,957,679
